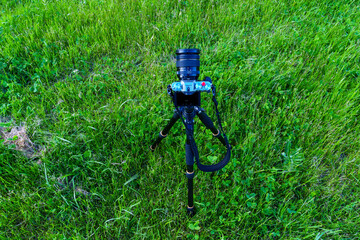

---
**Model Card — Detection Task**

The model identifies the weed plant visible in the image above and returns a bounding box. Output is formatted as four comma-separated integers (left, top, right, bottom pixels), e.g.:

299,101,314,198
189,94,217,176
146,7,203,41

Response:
1,0,360,238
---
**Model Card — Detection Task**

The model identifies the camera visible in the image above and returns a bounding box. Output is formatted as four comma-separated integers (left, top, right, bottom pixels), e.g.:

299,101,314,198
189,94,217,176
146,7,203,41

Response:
169,49,212,106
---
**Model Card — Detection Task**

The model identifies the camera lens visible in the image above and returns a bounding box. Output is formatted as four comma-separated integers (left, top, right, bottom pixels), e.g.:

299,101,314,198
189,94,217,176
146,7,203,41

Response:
176,49,200,81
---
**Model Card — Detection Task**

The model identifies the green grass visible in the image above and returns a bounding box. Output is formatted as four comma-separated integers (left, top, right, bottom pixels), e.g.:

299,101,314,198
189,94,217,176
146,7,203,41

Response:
1,0,360,238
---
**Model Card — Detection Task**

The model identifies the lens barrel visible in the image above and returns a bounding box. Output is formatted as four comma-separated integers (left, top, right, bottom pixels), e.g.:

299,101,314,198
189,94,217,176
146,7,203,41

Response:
176,49,200,80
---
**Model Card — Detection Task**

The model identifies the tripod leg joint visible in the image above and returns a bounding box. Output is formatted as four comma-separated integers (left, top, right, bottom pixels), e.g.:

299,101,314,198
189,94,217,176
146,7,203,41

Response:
186,171,195,179
186,205,196,217
212,129,221,137
159,131,167,138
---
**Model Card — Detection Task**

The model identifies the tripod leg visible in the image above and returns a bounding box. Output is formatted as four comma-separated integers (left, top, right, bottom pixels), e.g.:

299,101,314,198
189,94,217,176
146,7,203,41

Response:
197,110,227,146
185,142,195,217
150,112,180,151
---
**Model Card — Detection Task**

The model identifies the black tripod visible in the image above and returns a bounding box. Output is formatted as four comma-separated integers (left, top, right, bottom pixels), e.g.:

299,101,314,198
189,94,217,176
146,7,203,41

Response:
150,84,230,216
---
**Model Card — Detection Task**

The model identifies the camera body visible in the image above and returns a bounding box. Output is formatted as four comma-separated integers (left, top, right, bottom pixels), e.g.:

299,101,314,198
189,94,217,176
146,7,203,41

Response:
169,49,213,106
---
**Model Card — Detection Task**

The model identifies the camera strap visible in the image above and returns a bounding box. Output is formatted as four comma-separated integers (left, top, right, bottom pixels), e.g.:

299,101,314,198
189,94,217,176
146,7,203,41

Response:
170,85,231,172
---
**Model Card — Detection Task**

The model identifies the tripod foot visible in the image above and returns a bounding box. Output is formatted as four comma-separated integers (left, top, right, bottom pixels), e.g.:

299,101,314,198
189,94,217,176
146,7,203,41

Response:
186,206,196,217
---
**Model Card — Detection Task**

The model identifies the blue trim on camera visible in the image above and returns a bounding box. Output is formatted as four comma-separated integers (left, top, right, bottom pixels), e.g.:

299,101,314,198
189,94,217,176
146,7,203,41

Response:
171,81,212,95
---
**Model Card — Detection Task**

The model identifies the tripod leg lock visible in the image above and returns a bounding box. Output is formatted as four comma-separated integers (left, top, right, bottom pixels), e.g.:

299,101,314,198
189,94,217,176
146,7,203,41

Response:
150,131,168,151
186,171,195,179
212,129,221,137
159,131,167,138
186,205,196,217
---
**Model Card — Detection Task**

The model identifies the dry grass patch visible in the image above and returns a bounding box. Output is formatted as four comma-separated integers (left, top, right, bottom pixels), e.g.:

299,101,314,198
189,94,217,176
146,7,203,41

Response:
0,123,37,158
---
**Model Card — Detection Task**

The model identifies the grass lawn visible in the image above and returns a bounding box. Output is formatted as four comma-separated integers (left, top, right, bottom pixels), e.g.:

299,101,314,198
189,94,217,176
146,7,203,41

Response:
1,0,360,238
